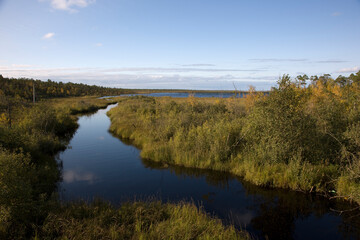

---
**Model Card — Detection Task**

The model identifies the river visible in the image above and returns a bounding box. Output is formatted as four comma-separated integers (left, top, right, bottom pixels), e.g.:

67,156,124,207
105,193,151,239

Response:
58,104,360,240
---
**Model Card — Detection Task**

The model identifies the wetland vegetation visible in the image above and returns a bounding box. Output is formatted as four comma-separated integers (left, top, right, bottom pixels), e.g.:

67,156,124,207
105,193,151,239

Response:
1,73,360,239
0,77,249,239
0,94,116,238
108,72,360,204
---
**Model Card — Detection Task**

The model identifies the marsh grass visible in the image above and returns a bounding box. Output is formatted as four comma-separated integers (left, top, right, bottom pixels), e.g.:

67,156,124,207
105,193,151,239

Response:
108,75,360,204
108,96,336,193
108,96,246,169
48,96,117,115
0,97,118,239
0,96,249,239
39,200,249,240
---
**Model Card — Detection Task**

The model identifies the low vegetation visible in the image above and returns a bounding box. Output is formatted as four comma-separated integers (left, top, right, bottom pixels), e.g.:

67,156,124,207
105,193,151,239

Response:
0,96,117,239
0,83,248,239
2,72,360,238
39,200,248,240
108,71,360,204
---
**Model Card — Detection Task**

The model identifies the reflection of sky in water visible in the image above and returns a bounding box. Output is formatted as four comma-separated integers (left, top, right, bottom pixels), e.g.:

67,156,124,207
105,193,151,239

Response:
63,170,97,184
58,104,360,240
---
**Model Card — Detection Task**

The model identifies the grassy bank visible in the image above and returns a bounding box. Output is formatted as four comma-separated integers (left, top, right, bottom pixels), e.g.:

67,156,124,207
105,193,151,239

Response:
0,96,117,238
38,200,248,240
0,96,248,239
108,73,360,204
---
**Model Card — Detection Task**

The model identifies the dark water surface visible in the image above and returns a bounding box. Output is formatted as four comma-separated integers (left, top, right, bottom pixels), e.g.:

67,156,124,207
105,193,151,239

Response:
58,104,360,240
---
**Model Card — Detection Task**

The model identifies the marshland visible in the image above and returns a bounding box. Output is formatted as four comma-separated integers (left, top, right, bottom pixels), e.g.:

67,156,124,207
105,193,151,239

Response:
1,73,360,239
1,1,360,239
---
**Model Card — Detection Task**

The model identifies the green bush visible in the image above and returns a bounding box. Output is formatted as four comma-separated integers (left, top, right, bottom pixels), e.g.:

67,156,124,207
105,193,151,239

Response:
0,148,57,239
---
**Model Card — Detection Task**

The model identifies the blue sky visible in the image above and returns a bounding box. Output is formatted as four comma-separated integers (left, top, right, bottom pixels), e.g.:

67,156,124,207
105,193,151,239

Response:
0,0,359,90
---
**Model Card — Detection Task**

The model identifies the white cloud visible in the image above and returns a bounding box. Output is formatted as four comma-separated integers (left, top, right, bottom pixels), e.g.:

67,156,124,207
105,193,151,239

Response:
11,64,33,68
1,64,36,70
40,0,95,12
0,65,276,90
43,32,55,39
338,66,359,73
100,67,265,73
181,64,216,67
95,43,103,47
315,59,348,63
249,58,308,62
0,66,9,70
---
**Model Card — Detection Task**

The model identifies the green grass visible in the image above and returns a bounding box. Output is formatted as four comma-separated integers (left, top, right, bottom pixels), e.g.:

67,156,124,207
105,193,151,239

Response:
0,97,114,238
39,200,249,240
0,96,250,239
108,85,360,204
108,96,246,169
47,96,117,115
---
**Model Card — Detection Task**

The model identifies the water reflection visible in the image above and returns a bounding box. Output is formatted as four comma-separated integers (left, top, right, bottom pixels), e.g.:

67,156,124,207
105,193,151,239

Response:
63,170,97,184
142,159,233,189
58,104,360,240
142,159,360,239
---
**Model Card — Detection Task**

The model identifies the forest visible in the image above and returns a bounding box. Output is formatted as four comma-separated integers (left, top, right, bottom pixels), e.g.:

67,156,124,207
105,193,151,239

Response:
0,75,132,100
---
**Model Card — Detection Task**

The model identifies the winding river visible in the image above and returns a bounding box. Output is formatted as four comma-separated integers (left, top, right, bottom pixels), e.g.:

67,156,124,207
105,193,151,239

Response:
58,104,360,240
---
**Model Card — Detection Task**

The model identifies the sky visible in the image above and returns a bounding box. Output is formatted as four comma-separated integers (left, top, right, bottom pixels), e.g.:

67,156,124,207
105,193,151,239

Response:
0,0,359,90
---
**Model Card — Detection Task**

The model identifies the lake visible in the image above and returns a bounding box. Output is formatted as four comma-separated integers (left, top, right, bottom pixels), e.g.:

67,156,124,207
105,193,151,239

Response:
100,91,257,99
58,104,360,240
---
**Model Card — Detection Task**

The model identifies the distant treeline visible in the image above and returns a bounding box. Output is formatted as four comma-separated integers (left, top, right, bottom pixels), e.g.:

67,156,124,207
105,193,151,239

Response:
0,75,132,100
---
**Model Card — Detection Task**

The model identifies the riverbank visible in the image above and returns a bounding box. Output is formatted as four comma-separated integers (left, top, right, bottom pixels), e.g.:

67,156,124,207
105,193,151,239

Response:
0,96,249,239
39,200,249,240
0,97,116,238
107,76,360,205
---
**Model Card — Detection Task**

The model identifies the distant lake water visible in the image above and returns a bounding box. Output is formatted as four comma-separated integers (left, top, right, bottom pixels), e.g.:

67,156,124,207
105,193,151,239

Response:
58,104,360,240
99,91,260,99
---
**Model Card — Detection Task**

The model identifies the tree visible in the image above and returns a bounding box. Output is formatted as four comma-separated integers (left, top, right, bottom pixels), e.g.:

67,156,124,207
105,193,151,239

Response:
310,75,319,85
296,74,309,87
335,75,348,87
